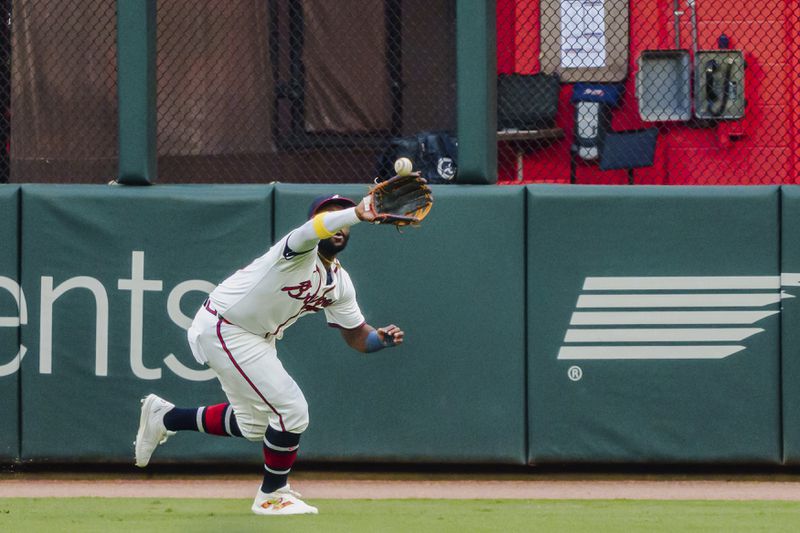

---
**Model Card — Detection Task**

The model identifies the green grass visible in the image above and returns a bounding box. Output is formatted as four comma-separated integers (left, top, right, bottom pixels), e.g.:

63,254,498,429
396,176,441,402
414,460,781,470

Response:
1,498,799,533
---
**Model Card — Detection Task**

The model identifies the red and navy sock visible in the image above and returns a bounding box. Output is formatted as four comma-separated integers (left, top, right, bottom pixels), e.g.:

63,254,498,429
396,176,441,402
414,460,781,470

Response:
163,403,242,437
261,426,301,493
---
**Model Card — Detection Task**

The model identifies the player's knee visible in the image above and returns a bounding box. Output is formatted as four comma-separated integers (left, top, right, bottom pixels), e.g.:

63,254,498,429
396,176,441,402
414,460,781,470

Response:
288,416,309,434
284,396,309,434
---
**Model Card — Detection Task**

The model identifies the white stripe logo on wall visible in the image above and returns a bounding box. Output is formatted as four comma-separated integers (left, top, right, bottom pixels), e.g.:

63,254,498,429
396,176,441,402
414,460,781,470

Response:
558,275,798,361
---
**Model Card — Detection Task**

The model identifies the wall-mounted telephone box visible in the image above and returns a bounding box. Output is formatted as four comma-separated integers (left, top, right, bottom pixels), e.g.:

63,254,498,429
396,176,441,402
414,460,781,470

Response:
694,50,745,120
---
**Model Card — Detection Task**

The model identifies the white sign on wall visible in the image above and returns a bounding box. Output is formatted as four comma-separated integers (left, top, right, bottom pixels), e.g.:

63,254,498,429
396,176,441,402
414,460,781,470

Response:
560,0,606,69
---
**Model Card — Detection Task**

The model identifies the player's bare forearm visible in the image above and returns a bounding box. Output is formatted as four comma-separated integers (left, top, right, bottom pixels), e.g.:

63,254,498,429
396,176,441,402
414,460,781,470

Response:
340,323,404,353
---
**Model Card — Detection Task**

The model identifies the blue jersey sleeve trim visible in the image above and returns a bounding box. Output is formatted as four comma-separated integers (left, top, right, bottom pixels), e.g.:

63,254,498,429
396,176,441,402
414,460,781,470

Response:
282,234,313,260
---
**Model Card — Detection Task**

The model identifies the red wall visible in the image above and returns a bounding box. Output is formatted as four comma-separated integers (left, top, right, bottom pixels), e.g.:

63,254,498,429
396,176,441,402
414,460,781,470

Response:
496,0,798,185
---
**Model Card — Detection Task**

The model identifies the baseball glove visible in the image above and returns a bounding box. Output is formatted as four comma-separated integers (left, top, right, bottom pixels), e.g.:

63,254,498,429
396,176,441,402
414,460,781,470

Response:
366,174,433,226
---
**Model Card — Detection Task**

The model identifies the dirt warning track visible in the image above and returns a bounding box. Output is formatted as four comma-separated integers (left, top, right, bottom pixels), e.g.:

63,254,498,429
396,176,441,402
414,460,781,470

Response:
3,476,800,500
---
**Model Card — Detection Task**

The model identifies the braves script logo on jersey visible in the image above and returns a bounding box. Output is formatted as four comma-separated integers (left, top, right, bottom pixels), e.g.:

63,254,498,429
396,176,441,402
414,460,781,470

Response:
558,274,800,361
281,280,334,313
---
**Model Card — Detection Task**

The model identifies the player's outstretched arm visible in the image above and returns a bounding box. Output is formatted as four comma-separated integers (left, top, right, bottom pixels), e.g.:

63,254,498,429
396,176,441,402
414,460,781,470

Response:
339,323,404,353
283,191,384,256
286,207,362,254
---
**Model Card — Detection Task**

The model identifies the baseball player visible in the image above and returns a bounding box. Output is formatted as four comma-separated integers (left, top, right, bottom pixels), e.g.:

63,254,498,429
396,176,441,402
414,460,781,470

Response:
134,193,405,516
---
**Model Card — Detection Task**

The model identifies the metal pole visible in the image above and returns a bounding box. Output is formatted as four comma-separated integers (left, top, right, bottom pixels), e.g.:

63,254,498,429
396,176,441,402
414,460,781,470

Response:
687,0,698,57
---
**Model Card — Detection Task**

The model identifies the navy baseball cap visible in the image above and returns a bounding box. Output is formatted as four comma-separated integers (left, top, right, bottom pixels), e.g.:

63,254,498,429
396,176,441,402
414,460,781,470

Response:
307,194,357,219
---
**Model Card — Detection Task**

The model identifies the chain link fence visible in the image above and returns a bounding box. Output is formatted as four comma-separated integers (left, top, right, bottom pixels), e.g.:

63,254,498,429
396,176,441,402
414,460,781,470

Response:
10,0,116,183
0,1,7,183
8,0,455,184
496,0,798,185
5,1,799,185
156,0,455,183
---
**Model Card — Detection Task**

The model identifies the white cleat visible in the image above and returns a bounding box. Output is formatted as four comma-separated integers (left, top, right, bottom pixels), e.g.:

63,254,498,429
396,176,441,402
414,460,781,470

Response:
134,393,176,468
251,485,319,516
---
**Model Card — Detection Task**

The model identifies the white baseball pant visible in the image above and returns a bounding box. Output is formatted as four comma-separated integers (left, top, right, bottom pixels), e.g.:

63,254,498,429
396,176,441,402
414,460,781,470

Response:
186,304,310,441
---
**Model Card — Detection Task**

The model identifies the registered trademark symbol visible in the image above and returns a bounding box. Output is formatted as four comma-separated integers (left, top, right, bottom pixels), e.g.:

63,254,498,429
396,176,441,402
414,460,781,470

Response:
568,366,583,381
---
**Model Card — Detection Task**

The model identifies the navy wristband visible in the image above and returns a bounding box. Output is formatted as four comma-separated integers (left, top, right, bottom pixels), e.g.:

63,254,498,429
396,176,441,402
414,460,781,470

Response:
365,330,392,353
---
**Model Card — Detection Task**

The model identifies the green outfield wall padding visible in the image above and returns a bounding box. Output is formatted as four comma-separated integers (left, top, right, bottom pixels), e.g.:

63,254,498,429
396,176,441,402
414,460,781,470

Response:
781,186,800,464
116,0,157,185
527,185,782,464
10,183,793,467
0,185,20,462
20,185,272,463
273,184,527,464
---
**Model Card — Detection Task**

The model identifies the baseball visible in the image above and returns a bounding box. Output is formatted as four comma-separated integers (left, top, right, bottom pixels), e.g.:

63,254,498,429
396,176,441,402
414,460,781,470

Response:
394,157,413,176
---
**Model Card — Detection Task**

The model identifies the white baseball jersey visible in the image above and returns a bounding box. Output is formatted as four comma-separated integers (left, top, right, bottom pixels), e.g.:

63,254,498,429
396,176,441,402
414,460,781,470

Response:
188,207,364,436
207,233,365,340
